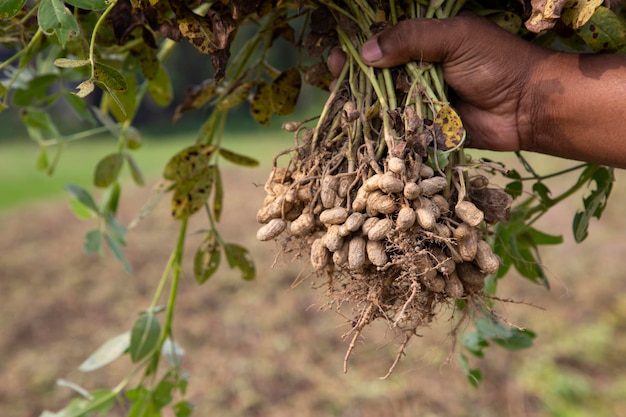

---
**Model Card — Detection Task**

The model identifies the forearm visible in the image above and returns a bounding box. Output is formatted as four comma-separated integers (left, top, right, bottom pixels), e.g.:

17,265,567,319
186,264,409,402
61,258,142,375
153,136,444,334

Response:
525,52,626,168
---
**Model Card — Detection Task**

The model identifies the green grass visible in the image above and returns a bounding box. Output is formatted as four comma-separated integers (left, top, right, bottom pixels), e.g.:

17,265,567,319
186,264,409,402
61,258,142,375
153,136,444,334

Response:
0,129,288,210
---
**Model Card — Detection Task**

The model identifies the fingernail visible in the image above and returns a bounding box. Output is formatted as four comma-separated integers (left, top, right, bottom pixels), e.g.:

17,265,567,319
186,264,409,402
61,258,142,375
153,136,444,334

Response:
361,39,382,62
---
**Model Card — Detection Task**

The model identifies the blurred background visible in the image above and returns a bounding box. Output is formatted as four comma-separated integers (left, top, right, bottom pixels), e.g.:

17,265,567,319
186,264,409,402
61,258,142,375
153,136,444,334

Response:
1,42,626,417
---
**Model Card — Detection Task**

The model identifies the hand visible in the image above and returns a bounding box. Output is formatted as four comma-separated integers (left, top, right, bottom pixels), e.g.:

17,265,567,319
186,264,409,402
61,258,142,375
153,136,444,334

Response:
327,14,548,153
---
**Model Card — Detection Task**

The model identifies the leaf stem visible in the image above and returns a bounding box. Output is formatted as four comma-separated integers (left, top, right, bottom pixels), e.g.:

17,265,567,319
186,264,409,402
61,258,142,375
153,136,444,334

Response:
89,0,118,77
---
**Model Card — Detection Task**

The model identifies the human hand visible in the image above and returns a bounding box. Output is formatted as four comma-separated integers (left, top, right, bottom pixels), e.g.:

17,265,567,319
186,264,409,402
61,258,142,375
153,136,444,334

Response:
327,14,550,154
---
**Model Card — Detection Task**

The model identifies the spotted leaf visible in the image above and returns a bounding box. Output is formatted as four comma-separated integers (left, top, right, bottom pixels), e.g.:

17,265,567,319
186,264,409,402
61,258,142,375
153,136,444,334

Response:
433,105,465,150
163,144,215,181
170,166,214,220
271,67,301,116
249,80,272,125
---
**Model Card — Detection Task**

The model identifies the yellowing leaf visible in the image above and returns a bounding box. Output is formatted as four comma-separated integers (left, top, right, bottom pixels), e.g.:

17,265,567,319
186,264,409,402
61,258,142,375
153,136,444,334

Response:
250,80,272,125
434,105,465,151
148,66,173,107
163,144,215,181
219,148,259,167
174,3,215,54
488,11,523,34
216,81,254,111
561,0,603,29
170,166,214,220
173,80,217,123
575,6,626,52
271,67,301,116
94,153,124,188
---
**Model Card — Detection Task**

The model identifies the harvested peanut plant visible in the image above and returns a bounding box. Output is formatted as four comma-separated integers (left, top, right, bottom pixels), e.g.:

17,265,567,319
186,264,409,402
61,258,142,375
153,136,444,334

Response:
1,0,621,415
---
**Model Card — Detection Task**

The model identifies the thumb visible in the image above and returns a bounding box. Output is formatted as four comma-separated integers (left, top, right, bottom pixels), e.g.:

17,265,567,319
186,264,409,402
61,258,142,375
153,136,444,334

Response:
360,15,477,67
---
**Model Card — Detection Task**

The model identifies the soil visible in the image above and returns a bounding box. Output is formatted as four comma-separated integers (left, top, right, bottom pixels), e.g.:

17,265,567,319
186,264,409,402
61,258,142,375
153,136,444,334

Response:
2,164,626,417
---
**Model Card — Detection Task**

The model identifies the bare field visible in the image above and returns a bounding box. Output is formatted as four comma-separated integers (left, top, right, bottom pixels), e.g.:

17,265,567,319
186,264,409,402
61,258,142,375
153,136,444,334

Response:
2,163,626,417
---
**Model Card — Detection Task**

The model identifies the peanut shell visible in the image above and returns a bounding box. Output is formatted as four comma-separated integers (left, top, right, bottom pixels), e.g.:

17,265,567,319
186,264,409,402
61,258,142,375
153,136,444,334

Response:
256,218,287,241
319,207,349,225
310,238,330,271
348,236,367,270
455,200,484,227
366,240,388,267
367,218,393,241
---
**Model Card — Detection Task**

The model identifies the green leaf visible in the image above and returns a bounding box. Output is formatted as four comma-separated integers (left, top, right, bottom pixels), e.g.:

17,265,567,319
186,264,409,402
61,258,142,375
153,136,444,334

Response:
153,374,176,409
36,148,49,172
461,332,488,358
218,148,259,167
84,229,102,255
38,0,80,47
78,331,131,372
94,153,124,188
123,127,142,150
13,74,59,106
0,0,27,19
104,232,132,273
130,312,161,362
104,213,127,246
93,63,127,92
458,354,482,388
64,0,109,10
64,183,99,212
526,227,563,245
173,401,195,417
532,182,553,207
125,153,145,186
224,243,255,281
100,182,121,216
493,329,536,351
71,198,97,220
194,239,221,285
126,387,156,417
148,66,173,107
20,108,60,141
573,165,614,242
476,317,512,340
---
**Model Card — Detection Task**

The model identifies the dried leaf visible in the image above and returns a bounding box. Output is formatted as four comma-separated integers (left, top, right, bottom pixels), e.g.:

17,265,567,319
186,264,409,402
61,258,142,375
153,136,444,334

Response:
525,0,569,32
173,80,217,122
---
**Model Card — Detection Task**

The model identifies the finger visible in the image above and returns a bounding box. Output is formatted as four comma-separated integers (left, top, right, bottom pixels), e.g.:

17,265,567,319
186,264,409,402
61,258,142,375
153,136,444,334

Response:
327,47,347,77
360,14,483,67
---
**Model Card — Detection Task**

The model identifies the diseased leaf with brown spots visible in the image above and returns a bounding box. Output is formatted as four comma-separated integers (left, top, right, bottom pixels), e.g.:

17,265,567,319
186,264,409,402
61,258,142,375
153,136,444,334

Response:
249,80,272,125
217,81,254,111
171,166,214,220
172,3,215,54
94,63,127,92
433,105,465,150
304,61,332,90
575,6,626,52
173,80,217,123
163,144,215,181
271,67,301,116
